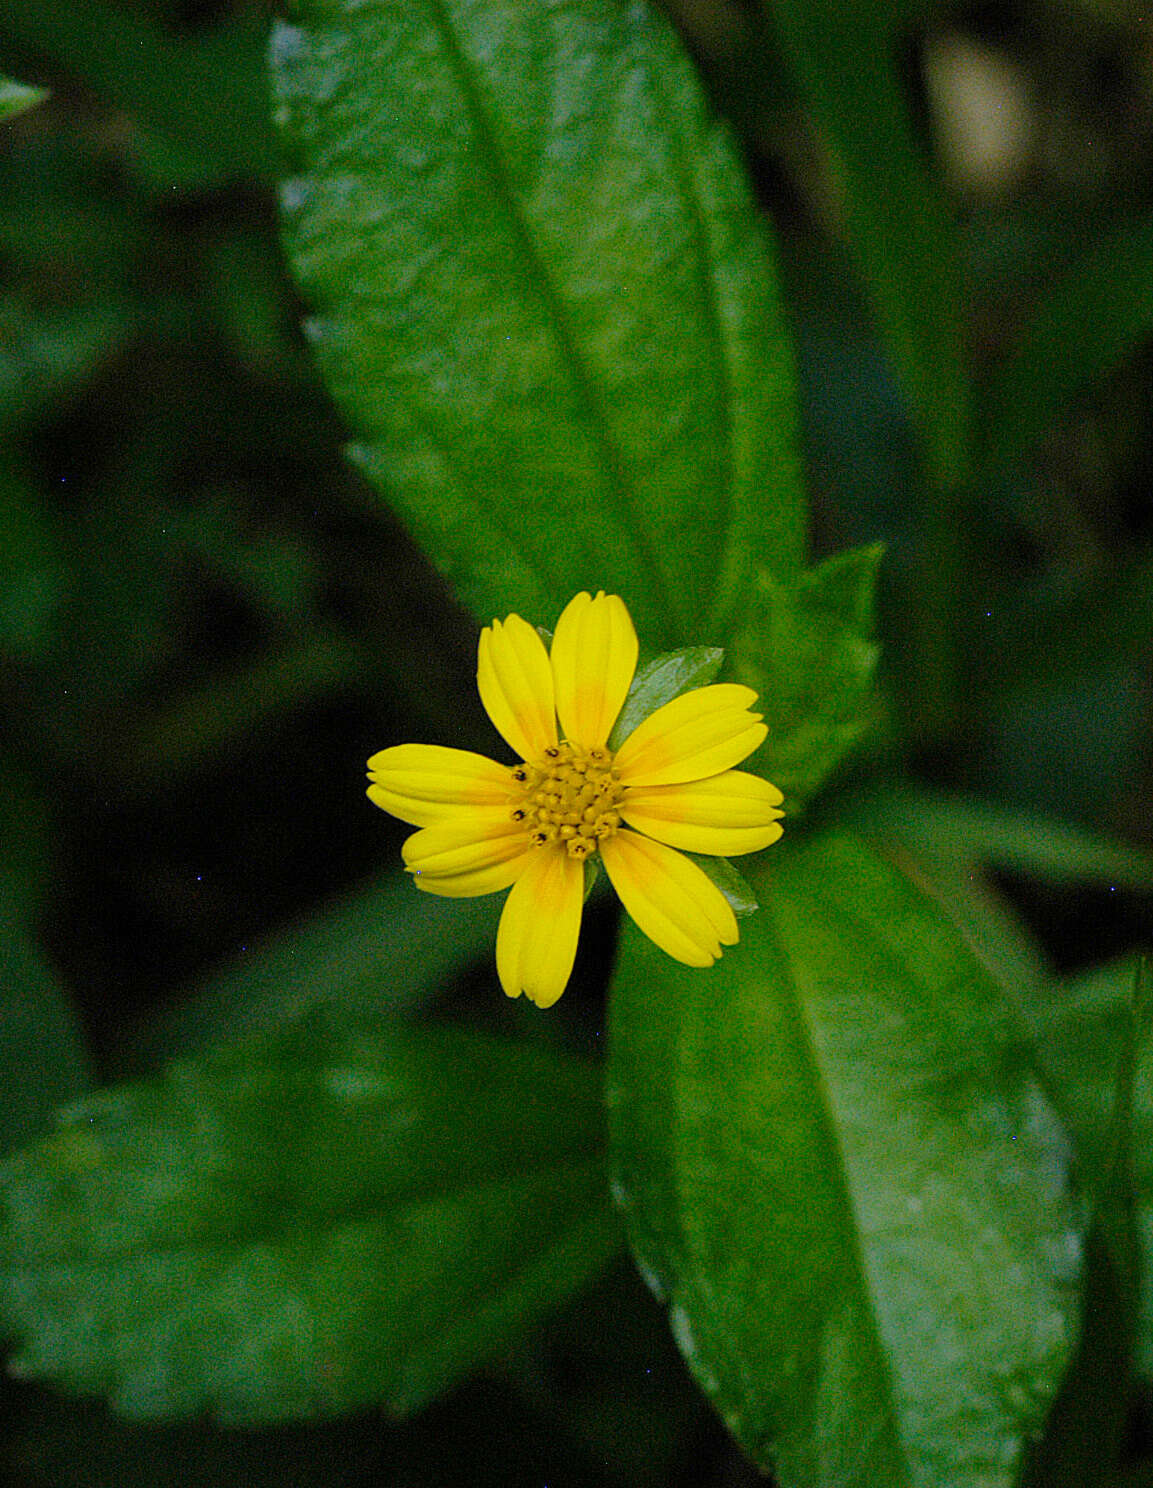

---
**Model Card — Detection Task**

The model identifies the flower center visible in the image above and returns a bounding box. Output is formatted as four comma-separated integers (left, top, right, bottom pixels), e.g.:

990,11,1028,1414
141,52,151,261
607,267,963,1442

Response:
509,742,624,859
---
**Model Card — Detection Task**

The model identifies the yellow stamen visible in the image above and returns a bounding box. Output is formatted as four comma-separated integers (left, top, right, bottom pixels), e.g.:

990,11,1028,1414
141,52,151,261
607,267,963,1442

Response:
510,742,624,859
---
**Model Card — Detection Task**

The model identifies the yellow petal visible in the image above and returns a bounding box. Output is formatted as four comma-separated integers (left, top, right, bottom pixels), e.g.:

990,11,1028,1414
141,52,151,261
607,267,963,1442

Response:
620,770,784,856
402,810,532,897
477,614,557,762
613,684,767,787
550,591,638,751
600,829,738,966
367,744,517,826
495,847,584,1008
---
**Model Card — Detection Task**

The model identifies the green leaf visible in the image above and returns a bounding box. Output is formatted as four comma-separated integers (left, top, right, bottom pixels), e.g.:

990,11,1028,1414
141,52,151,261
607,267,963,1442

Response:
681,851,758,918
0,0,272,183
118,871,499,1075
1018,959,1150,1484
608,830,1081,1485
1029,958,1151,1193
759,0,970,487
271,0,806,650
845,784,1153,891
1093,958,1146,1361
0,1018,621,1423
0,890,92,1159
980,211,1153,472
608,646,724,750
0,462,66,657
0,77,48,123
731,543,883,809
0,763,93,1154
1027,956,1153,1382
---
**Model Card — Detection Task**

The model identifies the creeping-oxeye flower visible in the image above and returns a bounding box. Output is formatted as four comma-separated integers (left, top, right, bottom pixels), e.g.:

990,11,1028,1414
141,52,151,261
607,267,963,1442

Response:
367,592,783,1007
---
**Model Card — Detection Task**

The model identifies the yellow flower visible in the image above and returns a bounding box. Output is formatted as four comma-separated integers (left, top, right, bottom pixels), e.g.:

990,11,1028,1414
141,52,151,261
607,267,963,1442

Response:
367,592,784,1008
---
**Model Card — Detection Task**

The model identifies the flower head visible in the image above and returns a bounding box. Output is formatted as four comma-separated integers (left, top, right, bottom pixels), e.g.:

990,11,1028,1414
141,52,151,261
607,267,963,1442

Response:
367,592,784,1007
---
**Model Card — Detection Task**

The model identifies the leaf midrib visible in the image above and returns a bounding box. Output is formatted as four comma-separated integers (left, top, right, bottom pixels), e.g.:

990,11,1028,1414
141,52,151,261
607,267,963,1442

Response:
422,0,679,627
0,1153,610,1270
766,872,914,1488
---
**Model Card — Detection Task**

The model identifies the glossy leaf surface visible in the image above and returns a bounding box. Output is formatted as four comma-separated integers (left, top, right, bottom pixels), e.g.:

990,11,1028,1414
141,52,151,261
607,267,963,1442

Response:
608,830,1081,1485
0,1018,619,1422
609,646,724,750
271,0,805,649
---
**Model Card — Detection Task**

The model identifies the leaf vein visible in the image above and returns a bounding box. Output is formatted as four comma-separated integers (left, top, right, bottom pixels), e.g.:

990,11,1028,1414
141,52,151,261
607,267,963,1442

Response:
422,0,678,621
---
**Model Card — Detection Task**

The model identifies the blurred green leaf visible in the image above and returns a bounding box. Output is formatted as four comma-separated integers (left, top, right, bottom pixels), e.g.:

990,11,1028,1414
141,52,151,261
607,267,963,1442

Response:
0,764,93,1156
760,0,970,487
0,300,131,436
0,463,65,658
984,665,1146,827
119,872,499,1075
974,551,1153,702
609,830,1081,1485
0,76,47,122
271,0,805,650
0,1017,620,1423
1019,959,1150,1483
1027,956,1153,1380
0,0,273,182
731,543,882,809
845,784,1153,890
980,211,1153,472
0,891,92,1159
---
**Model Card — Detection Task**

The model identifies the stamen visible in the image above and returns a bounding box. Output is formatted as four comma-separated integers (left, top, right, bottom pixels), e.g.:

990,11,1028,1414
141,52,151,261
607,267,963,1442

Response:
509,739,625,857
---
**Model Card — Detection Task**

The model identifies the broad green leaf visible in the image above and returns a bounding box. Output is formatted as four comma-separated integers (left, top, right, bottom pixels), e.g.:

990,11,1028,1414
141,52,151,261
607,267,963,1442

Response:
1029,958,1152,1193
608,646,724,750
0,1018,620,1422
731,543,882,809
608,830,1081,1486
865,844,1050,1011
271,0,805,650
980,211,1153,472
0,77,48,123
759,0,970,487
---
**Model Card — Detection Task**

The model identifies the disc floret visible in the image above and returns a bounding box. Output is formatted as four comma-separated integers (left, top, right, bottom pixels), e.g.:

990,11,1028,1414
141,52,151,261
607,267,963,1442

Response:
511,742,624,859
